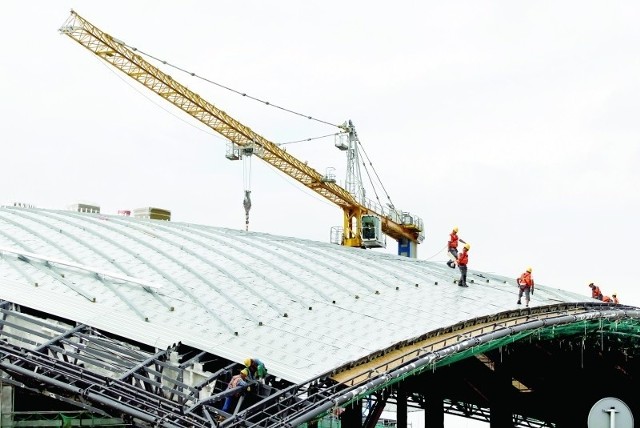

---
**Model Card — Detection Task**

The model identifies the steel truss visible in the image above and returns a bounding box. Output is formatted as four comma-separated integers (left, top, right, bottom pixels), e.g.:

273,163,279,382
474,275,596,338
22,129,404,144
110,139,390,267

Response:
1,300,637,427
218,302,639,427
0,301,288,427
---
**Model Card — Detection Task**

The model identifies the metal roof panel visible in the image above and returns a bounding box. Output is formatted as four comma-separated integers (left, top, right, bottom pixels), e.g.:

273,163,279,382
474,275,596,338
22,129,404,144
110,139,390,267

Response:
0,206,590,383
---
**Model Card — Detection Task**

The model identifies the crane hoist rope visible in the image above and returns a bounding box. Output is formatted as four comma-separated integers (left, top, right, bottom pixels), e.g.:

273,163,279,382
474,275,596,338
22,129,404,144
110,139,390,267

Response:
59,9,426,257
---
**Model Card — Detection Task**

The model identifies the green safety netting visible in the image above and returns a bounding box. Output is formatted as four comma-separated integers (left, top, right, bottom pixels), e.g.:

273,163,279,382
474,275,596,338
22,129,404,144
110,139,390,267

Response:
8,411,125,427
58,413,126,427
312,418,394,428
60,413,74,428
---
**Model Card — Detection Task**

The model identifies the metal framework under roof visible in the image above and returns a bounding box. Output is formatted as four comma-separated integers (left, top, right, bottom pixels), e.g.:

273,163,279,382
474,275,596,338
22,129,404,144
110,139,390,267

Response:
1,300,639,427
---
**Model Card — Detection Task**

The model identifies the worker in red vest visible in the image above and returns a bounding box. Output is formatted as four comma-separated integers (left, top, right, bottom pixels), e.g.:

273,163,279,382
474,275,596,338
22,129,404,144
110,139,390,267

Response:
588,282,603,300
446,226,466,268
457,243,470,287
517,267,534,307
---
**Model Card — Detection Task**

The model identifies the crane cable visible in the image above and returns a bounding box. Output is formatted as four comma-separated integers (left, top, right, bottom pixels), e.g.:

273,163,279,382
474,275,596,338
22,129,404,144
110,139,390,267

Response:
125,43,350,231
127,44,343,130
357,140,396,211
278,132,343,146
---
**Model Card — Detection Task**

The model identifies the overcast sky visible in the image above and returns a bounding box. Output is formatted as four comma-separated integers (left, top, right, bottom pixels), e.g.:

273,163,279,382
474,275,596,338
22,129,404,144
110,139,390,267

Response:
1,2,639,426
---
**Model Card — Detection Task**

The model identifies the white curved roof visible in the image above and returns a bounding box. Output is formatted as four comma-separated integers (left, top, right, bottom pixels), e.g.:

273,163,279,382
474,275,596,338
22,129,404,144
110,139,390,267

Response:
0,206,589,383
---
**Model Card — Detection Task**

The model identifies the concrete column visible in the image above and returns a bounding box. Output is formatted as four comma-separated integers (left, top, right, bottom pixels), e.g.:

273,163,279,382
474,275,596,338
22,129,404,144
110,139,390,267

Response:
490,360,513,428
397,385,408,428
0,377,13,427
424,389,444,428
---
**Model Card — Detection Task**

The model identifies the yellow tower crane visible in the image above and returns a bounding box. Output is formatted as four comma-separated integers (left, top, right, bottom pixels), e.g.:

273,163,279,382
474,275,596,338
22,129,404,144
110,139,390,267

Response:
59,10,425,258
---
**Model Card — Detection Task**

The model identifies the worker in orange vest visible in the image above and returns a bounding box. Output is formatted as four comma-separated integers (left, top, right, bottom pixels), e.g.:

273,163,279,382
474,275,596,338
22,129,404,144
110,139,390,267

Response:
446,226,466,268
457,243,470,287
517,267,535,307
602,295,613,303
612,292,619,304
588,282,603,300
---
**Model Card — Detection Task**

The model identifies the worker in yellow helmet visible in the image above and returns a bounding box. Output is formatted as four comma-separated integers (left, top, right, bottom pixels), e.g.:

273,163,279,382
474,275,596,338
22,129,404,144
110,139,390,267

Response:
457,243,470,287
517,267,535,307
446,226,466,269
221,368,249,414
244,358,267,381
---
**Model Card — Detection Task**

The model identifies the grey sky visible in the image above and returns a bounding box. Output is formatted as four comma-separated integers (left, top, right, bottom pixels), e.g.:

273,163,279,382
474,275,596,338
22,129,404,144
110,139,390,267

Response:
2,2,639,425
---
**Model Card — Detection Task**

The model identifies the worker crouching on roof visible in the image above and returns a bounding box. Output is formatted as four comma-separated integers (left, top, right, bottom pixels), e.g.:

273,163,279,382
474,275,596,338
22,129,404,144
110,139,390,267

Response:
588,282,603,300
517,267,534,308
244,358,267,382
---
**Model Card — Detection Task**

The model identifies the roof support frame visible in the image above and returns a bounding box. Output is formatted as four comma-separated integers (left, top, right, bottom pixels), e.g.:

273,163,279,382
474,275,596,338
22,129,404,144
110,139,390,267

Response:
0,211,96,301
1,297,639,428
76,215,240,332
0,231,39,285
223,305,640,427
109,218,268,323
175,223,329,306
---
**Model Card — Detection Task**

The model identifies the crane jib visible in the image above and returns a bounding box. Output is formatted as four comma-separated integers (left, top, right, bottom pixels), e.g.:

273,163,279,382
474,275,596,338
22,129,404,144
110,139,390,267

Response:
60,10,425,257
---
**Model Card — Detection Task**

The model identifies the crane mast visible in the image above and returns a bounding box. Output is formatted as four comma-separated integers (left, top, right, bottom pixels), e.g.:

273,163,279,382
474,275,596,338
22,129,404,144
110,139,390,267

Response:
59,10,425,257
343,122,365,205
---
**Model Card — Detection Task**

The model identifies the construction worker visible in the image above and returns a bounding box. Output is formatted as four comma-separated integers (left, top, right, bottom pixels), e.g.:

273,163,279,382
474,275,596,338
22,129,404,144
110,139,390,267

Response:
612,292,619,304
221,368,249,414
517,267,535,307
446,227,466,268
588,282,603,300
244,358,267,381
457,243,470,287
602,295,613,303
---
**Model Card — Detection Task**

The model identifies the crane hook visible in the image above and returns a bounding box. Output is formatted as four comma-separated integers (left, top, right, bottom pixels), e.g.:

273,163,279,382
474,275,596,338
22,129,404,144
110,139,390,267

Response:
243,190,252,231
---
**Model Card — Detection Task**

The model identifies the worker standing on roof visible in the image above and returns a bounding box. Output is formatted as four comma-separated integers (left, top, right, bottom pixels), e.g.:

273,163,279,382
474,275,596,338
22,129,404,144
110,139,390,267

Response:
588,282,603,300
612,292,619,304
457,243,470,287
446,226,466,268
221,368,249,415
517,267,535,307
244,358,267,381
